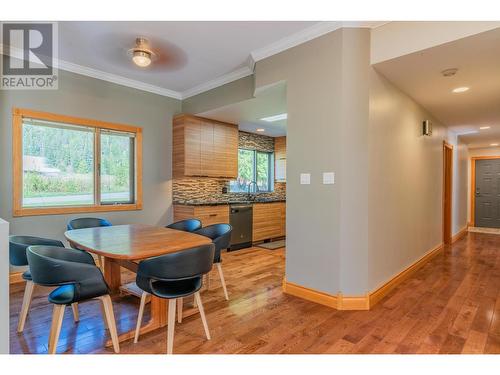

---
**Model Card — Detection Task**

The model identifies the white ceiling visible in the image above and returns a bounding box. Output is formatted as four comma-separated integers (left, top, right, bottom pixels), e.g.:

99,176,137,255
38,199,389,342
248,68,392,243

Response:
57,21,319,98
199,82,287,137
373,27,500,149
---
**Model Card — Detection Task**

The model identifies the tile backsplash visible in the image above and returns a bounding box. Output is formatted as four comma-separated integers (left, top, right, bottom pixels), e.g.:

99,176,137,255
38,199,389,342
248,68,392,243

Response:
173,131,286,203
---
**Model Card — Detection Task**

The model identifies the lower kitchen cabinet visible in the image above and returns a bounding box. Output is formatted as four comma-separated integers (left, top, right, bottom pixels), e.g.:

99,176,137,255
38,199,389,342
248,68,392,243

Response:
252,202,285,242
174,205,229,227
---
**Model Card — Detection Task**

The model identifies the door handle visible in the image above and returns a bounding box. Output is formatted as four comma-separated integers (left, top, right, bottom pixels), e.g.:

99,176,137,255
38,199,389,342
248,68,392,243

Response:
476,187,480,196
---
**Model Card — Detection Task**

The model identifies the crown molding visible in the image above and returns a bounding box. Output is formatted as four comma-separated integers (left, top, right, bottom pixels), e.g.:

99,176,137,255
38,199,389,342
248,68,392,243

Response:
59,59,183,99
250,21,344,62
0,43,183,100
180,65,254,99
1,21,388,101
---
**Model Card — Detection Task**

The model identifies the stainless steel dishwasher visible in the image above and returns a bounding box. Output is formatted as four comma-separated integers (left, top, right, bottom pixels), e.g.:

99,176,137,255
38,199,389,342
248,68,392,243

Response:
229,204,253,251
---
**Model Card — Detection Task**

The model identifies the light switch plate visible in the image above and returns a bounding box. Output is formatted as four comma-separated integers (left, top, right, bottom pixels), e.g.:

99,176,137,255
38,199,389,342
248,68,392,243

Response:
323,172,335,184
300,173,311,185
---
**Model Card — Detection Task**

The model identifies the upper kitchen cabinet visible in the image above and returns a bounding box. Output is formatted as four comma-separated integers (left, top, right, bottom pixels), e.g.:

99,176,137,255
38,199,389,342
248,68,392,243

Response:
274,136,286,182
173,114,238,178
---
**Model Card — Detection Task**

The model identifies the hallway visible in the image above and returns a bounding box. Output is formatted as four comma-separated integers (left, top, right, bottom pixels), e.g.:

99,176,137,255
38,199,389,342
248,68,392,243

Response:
9,232,500,354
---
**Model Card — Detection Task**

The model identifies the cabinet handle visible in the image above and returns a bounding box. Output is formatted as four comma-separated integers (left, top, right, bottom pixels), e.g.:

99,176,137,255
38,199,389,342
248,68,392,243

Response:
209,213,217,217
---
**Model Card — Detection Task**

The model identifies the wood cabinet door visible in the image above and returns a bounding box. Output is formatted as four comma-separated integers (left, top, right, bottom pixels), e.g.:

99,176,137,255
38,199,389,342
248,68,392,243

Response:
200,121,215,176
194,205,230,226
274,136,286,182
184,120,201,176
252,203,282,241
280,202,286,237
225,124,239,178
212,123,228,177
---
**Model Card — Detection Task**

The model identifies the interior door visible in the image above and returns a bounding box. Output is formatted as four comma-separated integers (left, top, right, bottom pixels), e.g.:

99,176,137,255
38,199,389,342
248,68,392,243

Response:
475,158,500,228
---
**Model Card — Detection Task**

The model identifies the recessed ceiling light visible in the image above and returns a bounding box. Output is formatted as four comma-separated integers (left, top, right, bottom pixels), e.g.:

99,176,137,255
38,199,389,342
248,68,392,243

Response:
260,113,287,122
441,68,458,77
256,128,265,132
452,87,469,93
480,126,491,130
491,143,499,146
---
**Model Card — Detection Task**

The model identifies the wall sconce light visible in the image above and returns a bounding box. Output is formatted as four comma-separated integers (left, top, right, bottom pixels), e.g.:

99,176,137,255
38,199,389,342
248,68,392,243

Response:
422,120,433,136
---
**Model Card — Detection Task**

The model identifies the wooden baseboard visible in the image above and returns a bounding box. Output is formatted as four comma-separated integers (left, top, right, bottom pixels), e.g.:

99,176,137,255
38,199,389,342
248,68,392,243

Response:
9,272,24,285
369,243,443,307
452,226,468,243
283,242,444,311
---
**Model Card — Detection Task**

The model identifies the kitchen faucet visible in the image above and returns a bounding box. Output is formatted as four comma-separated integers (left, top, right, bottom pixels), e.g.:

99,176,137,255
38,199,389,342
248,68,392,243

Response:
247,181,258,200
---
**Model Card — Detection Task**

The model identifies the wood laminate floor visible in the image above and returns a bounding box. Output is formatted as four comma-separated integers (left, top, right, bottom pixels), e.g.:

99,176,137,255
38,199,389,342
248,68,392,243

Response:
9,232,500,354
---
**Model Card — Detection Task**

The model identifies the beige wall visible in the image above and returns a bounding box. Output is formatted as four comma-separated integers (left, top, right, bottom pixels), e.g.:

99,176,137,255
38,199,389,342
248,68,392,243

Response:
0,69,181,252
367,68,455,290
451,136,469,234
371,21,500,64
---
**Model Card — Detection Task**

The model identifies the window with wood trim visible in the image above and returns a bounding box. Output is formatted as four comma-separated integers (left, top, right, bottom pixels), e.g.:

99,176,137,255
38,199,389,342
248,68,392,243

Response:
12,108,142,216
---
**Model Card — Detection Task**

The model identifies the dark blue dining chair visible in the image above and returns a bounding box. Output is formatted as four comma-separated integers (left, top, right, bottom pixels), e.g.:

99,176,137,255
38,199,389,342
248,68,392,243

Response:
9,235,80,333
67,217,112,269
27,245,120,354
133,244,215,354
166,218,202,232
195,224,232,300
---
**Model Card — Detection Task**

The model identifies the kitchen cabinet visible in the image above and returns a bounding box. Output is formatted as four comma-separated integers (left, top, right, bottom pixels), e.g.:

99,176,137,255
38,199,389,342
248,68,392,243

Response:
174,204,230,227
252,202,285,241
173,114,238,178
274,136,286,182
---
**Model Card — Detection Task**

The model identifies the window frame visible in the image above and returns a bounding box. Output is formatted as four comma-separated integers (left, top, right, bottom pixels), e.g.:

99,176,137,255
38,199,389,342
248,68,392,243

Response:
12,107,143,217
230,148,274,193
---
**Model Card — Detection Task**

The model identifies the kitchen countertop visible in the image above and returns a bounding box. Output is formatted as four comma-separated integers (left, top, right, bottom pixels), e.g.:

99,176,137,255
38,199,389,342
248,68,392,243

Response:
174,199,286,206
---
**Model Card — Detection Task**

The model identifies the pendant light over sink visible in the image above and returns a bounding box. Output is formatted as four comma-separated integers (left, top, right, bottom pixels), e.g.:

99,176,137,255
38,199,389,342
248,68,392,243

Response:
128,37,156,68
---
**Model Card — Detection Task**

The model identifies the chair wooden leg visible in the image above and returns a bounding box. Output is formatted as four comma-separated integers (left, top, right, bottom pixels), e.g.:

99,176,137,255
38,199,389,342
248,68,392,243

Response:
48,304,65,354
177,297,183,323
134,291,148,343
167,299,176,354
99,295,120,353
17,280,35,333
216,263,229,300
206,272,211,290
194,292,211,340
71,303,79,322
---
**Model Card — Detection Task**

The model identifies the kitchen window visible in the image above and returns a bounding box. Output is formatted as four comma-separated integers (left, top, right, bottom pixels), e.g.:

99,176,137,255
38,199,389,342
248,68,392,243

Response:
12,108,142,216
229,149,274,193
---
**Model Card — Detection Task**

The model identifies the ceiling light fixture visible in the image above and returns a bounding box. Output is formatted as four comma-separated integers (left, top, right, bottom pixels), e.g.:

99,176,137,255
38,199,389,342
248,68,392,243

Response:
260,113,287,122
480,126,491,130
256,128,265,132
452,87,469,93
491,143,499,146
128,37,156,68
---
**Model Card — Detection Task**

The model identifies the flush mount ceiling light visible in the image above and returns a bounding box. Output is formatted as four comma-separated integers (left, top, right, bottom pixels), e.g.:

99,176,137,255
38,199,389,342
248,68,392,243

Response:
452,86,470,93
256,128,265,132
480,126,491,130
128,37,157,68
260,113,287,122
491,143,499,146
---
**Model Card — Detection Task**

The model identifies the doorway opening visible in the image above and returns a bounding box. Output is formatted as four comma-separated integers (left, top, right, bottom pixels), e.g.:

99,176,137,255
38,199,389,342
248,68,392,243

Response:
443,142,453,245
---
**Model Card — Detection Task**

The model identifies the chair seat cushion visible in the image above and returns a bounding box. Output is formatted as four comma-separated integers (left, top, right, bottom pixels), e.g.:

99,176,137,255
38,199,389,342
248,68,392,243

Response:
149,277,203,299
22,270,32,281
49,279,109,305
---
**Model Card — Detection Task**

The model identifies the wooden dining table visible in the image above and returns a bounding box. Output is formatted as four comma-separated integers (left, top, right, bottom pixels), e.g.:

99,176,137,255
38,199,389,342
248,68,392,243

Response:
64,223,212,345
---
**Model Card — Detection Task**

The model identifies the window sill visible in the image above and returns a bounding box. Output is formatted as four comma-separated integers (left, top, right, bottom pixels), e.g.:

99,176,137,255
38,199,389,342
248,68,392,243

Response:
13,203,142,217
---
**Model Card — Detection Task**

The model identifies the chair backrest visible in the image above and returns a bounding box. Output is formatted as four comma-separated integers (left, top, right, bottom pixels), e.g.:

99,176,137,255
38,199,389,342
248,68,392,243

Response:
67,217,112,230
137,244,215,281
195,223,232,250
27,245,99,287
9,235,64,266
166,218,202,233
